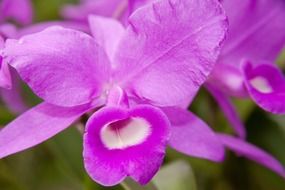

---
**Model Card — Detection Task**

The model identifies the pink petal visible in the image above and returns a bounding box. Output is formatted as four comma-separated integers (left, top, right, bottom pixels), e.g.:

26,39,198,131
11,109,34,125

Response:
242,61,285,114
163,107,225,162
209,0,285,98
0,35,11,89
0,34,4,47
0,70,27,114
4,26,111,107
17,21,90,38
83,105,170,186
218,133,285,178
88,15,125,62
220,0,285,65
0,0,33,25
0,60,11,89
61,0,126,21
128,0,153,12
206,84,246,138
0,102,92,159
207,63,248,98
0,23,17,38
113,0,227,106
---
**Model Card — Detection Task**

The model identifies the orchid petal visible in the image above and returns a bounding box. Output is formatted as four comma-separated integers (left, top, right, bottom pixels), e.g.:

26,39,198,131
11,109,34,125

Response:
83,105,170,186
0,35,3,47
208,0,285,97
114,0,227,106
206,84,246,138
207,63,248,98
4,27,111,107
163,107,225,162
128,0,153,12
17,21,90,38
218,134,285,178
0,60,11,89
0,23,17,38
0,102,92,159
242,61,285,114
220,0,285,65
0,70,27,113
0,0,33,25
88,15,124,62
0,36,11,89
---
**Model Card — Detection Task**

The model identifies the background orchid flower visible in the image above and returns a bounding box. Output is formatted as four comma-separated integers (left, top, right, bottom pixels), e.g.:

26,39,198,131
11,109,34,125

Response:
205,0,285,138
1,0,229,186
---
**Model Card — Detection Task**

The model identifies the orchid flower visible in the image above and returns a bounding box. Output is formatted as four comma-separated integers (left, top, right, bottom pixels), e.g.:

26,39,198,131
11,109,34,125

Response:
0,0,228,185
206,0,285,138
0,0,284,186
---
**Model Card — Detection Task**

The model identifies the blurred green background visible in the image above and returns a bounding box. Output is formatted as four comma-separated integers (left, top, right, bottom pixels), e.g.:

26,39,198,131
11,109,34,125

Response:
0,0,285,189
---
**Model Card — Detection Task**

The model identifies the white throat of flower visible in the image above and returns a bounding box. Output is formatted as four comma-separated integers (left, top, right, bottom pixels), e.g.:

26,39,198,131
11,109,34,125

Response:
100,117,151,149
250,76,273,94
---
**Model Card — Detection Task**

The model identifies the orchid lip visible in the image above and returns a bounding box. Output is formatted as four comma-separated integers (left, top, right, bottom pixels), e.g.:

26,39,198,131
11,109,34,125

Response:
100,117,151,150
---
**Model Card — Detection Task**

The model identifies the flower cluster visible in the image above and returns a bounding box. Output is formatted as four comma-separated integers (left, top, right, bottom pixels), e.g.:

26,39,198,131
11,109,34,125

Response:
0,0,284,187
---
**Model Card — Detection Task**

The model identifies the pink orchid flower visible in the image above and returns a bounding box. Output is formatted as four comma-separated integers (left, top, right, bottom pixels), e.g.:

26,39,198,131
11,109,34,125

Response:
206,0,285,138
0,0,284,186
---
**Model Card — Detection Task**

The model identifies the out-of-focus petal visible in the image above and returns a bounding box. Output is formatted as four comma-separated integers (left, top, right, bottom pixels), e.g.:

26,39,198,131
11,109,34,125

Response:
114,0,227,106
0,61,11,89
206,84,246,138
61,0,127,21
128,0,153,12
88,15,124,62
209,0,285,97
0,35,3,47
83,105,170,186
0,35,11,89
0,0,33,25
0,69,27,113
0,23,17,38
0,36,26,112
4,27,111,107
218,133,285,178
0,102,92,159
163,107,225,162
220,0,285,65
242,61,285,114
207,63,248,98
